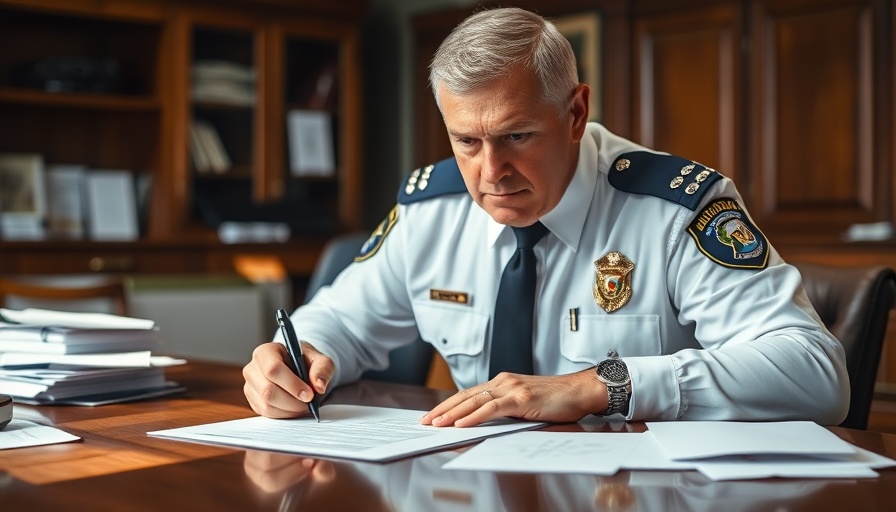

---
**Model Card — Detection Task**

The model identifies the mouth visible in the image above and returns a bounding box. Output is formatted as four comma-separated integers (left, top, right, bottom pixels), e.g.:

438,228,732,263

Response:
484,190,524,198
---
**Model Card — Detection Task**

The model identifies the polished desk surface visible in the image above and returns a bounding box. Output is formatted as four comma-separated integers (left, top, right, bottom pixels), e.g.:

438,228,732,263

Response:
1,361,895,511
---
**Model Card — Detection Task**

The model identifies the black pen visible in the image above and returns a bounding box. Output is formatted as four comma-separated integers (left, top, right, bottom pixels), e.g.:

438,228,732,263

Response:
276,308,321,422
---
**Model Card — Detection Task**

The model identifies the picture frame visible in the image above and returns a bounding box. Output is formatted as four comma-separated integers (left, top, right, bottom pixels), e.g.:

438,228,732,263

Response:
0,153,46,215
553,12,602,121
0,153,47,240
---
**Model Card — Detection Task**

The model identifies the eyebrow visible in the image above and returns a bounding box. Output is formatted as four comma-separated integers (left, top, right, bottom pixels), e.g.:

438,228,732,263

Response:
447,121,538,139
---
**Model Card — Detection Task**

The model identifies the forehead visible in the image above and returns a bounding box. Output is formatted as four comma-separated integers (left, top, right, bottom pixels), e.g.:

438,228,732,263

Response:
438,71,552,133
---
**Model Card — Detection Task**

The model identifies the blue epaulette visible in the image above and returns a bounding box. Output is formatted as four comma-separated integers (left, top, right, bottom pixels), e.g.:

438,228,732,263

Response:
608,151,722,211
397,157,467,205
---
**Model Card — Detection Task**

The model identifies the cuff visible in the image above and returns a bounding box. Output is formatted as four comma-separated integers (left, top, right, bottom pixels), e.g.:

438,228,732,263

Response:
624,355,681,421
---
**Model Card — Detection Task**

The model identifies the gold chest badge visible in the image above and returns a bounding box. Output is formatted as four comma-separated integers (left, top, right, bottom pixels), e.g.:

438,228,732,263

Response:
593,251,634,313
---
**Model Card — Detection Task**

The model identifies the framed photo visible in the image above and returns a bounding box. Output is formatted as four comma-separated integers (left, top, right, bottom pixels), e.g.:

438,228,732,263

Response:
0,153,46,215
553,12,602,121
0,153,47,240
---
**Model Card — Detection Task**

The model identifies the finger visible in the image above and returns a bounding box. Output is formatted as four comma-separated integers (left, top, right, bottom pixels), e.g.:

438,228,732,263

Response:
420,386,487,425
302,342,334,394
451,393,509,427
243,372,308,418
428,388,500,427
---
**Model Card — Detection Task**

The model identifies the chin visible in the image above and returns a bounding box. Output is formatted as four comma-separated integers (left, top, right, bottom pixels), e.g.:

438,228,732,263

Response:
485,208,538,227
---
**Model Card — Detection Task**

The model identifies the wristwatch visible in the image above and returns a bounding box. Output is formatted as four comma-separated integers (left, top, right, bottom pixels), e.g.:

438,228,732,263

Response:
595,350,631,416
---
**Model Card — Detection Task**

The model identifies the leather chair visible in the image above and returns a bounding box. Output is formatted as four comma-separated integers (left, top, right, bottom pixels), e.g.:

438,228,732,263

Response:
304,233,435,386
0,276,129,316
794,262,896,430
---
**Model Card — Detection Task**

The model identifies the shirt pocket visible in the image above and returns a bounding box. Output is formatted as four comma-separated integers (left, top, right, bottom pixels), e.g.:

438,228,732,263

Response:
413,301,488,357
560,314,661,364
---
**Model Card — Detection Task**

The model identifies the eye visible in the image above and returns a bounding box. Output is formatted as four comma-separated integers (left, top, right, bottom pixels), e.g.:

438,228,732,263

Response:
456,137,476,146
506,133,529,142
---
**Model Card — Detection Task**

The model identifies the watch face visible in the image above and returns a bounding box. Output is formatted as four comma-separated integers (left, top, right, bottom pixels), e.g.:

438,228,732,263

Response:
597,359,630,386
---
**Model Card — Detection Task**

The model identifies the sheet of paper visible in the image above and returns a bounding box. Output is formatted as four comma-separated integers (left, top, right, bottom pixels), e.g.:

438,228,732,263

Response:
442,431,639,475
646,421,858,460
147,404,544,462
0,308,155,329
694,445,896,480
693,454,879,481
0,419,80,450
0,351,155,367
622,432,696,470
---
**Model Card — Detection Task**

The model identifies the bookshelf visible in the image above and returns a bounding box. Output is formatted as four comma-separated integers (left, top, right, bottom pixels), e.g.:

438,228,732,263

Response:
0,0,365,276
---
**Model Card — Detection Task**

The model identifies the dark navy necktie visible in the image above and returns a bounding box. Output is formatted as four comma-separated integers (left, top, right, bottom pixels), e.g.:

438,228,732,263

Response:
488,221,549,378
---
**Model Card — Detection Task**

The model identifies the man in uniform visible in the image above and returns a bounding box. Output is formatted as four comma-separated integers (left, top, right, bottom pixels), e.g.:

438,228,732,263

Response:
243,7,849,426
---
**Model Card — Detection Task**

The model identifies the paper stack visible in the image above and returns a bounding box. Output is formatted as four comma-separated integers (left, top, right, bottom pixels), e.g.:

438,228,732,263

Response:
444,421,896,481
0,308,185,405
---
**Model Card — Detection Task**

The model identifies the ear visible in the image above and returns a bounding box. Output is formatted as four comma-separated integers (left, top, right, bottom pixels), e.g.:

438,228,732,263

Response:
569,84,590,142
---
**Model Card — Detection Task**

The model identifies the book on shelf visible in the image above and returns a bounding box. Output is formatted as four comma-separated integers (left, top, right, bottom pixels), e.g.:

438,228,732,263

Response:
190,120,231,174
0,212,45,241
45,164,86,239
84,169,140,241
307,64,337,111
0,308,185,405
191,60,256,106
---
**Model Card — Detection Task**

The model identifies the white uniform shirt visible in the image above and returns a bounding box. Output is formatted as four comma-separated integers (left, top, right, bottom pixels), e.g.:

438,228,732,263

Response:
290,123,849,424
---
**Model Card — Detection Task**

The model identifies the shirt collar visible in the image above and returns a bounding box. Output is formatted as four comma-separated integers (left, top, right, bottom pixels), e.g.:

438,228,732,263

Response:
486,125,600,250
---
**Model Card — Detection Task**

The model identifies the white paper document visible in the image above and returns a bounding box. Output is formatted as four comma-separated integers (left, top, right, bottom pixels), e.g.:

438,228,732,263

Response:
443,422,896,481
0,308,156,330
645,421,858,460
147,404,544,462
0,419,80,450
443,431,640,475
692,454,880,481
644,422,896,480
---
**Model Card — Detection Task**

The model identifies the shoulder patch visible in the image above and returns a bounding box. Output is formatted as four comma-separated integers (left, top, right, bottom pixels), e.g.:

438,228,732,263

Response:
608,151,722,210
686,198,769,270
354,205,399,262
397,157,467,205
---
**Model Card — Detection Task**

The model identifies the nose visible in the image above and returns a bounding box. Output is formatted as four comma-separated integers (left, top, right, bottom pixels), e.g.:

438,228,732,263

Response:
480,143,510,184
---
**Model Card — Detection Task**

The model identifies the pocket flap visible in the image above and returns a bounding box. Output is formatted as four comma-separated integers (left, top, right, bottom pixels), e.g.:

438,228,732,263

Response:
560,314,661,364
413,301,488,357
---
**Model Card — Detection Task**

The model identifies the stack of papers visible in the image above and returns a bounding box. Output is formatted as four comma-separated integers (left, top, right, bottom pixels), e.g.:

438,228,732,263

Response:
444,421,896,481
0,308,185,405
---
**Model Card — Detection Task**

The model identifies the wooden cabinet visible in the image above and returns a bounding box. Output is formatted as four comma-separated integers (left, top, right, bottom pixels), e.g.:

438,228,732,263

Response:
748,0,888,237
632,1,744,184
632,0,891,241
0,0,364,275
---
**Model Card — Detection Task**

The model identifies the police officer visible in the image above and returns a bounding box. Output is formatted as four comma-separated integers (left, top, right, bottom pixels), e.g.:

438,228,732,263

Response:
243,7,849,426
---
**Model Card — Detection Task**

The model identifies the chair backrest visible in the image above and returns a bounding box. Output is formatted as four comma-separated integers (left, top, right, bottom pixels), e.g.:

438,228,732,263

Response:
793,262,896,430
0,276,129,316
305,233,435,386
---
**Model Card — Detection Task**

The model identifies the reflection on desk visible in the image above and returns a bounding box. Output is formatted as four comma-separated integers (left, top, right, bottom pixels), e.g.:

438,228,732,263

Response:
0,361,893,512
244,448,847,512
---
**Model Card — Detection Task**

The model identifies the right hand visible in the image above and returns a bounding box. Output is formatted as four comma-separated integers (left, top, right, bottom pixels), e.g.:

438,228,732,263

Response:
243,341,334,418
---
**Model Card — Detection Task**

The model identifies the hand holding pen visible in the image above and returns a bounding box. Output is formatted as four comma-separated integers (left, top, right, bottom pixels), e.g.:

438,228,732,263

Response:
276,309,321,422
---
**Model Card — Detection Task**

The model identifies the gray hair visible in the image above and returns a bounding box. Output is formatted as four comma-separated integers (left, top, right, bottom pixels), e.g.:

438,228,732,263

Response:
429,7,579,113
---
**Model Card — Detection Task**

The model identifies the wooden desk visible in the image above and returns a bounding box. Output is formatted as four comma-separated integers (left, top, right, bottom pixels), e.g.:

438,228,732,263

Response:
1,361,894,511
